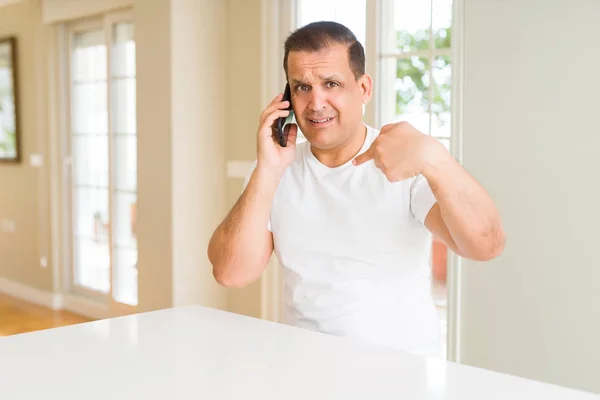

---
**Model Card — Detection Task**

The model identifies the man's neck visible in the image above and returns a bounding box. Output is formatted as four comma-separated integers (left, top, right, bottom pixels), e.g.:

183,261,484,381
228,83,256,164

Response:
311,124,367,168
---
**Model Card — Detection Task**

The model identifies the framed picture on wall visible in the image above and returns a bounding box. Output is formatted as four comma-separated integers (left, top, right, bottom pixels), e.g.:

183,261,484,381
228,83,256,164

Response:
0,36,20,163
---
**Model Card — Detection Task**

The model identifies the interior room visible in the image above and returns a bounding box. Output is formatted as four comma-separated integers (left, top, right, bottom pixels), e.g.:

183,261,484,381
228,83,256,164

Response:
0,0,598,397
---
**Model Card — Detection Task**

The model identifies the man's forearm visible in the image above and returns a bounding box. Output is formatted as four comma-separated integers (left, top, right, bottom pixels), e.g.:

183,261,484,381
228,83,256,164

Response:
423,152,505,260
208,165,282,284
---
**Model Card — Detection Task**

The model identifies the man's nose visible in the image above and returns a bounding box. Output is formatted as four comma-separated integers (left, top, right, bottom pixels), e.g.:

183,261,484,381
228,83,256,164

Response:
307,88,327,112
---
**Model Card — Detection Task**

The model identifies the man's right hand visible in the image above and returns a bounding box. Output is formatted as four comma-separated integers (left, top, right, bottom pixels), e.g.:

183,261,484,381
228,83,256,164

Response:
257,93,298,175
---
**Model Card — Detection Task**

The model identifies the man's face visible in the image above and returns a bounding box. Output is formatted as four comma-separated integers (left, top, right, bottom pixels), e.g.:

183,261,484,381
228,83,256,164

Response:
286,44,372,150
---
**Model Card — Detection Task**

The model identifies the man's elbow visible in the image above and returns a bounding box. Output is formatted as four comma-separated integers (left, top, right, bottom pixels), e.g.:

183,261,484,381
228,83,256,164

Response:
213,266,242,288
470,227,506,261
212,262,257,289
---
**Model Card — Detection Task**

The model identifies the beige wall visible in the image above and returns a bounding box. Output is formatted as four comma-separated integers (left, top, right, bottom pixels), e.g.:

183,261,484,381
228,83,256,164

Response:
1,0,259,316
460,0,600,394
134,0,174,312
0,0,52,292
170,0,228,309
41,0,133,23
223,0,265,319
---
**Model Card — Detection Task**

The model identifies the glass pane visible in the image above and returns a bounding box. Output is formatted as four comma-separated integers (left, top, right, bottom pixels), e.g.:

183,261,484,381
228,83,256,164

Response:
111,78,136,134
431,55,451,137
113,192,137,248
112,23,135,77
114,135,137,192
112,246,138,306
433,0,452,49
391,0,431,53
71,81,108,134
73,237,110,293
72,29,106,82
432,112,451,137
74,187,109,241
112,21,138,307
297,0,367,47
395,56,430,133
73,135,108,187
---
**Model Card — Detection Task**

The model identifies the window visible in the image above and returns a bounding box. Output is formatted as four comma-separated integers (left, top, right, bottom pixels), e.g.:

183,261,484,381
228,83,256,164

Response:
294,0,454,359
297,0,367,47
66,12,138,307
378,0,453,359
379,0,452,150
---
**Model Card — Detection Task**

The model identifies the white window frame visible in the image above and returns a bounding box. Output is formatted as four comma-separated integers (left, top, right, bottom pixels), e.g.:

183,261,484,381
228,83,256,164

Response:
264,0,465,362
365,0,464,363
61,9,138,315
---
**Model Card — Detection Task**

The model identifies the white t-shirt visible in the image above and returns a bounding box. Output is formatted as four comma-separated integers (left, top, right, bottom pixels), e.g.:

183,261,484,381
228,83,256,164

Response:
244,123,442,357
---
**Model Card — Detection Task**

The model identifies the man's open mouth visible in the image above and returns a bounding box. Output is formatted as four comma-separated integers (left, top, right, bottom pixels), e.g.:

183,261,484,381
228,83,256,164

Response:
308,117,334,124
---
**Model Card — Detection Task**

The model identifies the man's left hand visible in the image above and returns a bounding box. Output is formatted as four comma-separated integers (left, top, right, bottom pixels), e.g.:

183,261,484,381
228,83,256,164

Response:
352,121,449,181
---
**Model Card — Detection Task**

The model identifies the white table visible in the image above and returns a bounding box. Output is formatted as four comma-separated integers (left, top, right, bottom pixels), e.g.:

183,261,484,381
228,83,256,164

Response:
0,305,597,399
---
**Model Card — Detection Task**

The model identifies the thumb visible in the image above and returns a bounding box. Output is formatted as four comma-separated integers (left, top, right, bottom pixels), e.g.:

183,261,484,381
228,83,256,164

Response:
352,146,374,166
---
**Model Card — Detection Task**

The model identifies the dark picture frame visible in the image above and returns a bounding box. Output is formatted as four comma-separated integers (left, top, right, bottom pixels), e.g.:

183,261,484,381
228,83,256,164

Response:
0,36,20,163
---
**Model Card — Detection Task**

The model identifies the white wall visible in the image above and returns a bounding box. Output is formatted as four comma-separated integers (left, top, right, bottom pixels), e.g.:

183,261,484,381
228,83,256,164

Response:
460,0,600,394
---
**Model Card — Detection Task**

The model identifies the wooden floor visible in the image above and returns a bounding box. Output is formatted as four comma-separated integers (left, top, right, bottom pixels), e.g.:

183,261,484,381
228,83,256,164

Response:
0,294,90,337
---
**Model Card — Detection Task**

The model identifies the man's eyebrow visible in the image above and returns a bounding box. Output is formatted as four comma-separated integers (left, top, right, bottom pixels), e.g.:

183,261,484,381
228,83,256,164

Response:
319,74,342,81
290,74,342,85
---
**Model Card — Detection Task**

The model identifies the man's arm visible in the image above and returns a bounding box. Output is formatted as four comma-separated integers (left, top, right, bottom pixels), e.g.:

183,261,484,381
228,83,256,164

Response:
352,121,505,261
208,166,281,288
208,92,298,288
422,153,505,261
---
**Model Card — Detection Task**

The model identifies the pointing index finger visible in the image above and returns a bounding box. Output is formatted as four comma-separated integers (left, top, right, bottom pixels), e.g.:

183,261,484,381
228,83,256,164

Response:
352,146,374,166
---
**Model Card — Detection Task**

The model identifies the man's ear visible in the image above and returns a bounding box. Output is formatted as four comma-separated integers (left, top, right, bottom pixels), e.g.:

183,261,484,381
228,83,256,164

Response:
359,73,373,105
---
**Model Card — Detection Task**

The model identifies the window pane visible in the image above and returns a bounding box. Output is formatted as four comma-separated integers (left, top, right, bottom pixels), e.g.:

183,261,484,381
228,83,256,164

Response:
111,78,136,134
111,21,137,307
73,237,110,293
113,192,137,248
395,56,430,133
72,29,106,82
114,135,137,192
73,135,108,187
388,0,431,53
433,0,452,49
71,81,108,134
111,23,135,77
432,55,451,137
112,246,138,306
297,0,366,47
74,187,109,240
432,112,451,137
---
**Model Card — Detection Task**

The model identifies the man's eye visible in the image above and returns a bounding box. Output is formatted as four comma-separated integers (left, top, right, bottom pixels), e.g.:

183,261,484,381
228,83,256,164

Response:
296,84,309,92
326,81,339,88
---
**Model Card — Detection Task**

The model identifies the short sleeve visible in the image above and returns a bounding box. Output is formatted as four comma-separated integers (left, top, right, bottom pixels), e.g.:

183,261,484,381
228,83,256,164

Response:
242,160,272,232
410,174,438,225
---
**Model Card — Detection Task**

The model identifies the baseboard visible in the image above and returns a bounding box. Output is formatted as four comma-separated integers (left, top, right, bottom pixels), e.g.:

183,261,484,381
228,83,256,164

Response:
60,293,112,320
0,277,62,310
0,277,111,320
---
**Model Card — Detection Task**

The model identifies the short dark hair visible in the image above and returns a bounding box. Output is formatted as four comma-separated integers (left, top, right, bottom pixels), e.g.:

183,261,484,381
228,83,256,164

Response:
283,21,365,81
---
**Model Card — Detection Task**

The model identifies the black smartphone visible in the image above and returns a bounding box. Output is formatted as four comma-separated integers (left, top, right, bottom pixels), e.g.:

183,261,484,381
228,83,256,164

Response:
273,83,294,147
